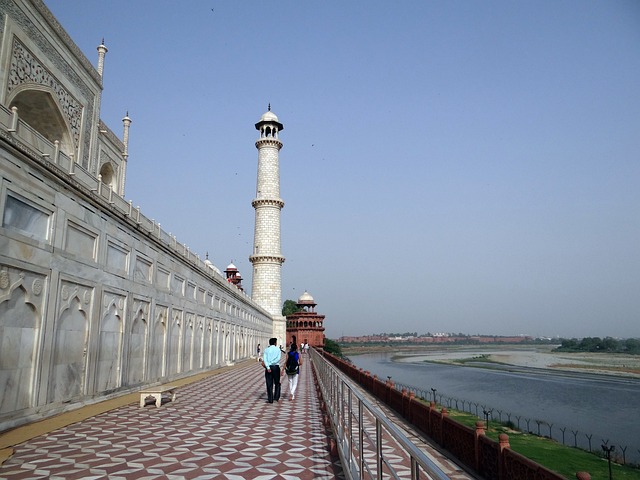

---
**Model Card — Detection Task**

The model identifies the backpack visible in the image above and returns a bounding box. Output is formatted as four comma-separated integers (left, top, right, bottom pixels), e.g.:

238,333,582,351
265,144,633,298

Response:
285,351,299,375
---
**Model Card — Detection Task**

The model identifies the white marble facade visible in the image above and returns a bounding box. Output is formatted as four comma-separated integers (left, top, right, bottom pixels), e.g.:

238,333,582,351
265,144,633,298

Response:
0,0,273,432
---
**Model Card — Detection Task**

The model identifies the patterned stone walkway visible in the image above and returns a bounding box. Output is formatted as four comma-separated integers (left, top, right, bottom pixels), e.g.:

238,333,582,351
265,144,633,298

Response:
0,356,343,479
0,355,476,480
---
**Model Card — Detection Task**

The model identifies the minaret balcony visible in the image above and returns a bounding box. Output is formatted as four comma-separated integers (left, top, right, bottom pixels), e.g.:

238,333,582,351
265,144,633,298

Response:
255,138,283,149
249,254,285,265
252,198,284,208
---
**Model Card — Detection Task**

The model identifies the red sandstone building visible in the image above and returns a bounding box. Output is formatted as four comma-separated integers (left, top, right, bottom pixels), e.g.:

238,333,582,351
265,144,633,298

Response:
224,262,244,291
286,291,325,348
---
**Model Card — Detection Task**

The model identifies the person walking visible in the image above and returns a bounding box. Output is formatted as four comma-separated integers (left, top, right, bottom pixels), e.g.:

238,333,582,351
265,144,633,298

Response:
285,343,302,401
256,343,261,360
262,337,282,403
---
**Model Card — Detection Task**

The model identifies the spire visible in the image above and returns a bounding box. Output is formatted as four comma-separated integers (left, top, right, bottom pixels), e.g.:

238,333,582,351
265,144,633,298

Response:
97,39,108,78
122,112,132,160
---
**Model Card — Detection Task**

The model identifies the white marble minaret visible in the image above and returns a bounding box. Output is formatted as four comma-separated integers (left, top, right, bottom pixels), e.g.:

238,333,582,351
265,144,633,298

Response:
250,106,286,343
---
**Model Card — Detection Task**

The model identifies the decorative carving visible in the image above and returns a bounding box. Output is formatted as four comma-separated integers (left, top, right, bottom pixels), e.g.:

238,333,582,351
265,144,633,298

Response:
1,0,96,167
9,38,82,149
251,198,285,209
32,278,43,296
83,290,91,304
61,285,69,301
255,138,283,150
249,254,286,265
0,269,9,289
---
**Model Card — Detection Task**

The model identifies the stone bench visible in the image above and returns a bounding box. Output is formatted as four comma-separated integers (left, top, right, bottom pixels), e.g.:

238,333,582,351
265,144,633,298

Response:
139,385,178,407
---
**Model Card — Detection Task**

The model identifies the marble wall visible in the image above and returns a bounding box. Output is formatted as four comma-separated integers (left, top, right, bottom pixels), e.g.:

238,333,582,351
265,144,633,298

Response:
0,144,272,431
0,0,274,432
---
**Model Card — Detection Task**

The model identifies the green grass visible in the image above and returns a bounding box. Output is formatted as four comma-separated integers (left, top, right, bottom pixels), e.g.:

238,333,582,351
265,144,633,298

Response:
445,409,640,479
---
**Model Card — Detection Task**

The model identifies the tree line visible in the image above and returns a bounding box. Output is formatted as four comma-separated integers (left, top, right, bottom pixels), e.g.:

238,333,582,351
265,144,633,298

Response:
556,337,640,354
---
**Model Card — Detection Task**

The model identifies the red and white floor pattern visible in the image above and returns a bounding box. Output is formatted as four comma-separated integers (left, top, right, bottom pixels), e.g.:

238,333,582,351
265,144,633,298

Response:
0,357,344,479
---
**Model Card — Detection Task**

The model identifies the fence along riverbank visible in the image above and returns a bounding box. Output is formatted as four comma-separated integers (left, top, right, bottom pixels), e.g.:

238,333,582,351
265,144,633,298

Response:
321,351,629,480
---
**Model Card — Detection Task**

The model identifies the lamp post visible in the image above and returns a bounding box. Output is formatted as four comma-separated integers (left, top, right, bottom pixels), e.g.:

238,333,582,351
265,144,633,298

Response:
431,388,437,404
601,444,615,480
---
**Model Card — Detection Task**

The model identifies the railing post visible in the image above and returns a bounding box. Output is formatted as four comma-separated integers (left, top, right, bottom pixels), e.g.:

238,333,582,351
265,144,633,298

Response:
53,140,60,164
8,106,18,132
498,433,510,480
475,420,486,472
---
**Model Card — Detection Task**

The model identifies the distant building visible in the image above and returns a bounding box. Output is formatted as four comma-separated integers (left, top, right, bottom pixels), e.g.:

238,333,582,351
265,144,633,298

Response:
338,334,532,344
286,291,325,348
224,262,243,291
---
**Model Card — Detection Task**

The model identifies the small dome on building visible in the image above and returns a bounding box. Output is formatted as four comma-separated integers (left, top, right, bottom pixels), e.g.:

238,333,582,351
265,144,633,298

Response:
298,291,314,304
260,110,279,123
226,262,237,271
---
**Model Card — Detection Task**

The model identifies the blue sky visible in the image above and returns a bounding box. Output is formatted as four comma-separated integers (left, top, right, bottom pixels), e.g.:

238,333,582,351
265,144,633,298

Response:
45,1,640,339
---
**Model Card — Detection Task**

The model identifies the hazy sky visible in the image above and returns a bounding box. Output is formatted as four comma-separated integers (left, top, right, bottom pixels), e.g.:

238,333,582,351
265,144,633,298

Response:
45,1,639,339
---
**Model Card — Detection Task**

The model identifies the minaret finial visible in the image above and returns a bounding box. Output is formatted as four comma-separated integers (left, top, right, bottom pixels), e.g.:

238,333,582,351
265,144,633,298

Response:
268,103,271,111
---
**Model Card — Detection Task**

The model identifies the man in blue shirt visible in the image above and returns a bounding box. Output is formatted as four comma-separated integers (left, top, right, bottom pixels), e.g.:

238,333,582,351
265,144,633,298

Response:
262,337,282,403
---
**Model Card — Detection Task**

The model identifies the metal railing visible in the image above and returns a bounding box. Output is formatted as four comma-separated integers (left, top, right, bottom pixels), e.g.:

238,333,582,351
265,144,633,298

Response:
311,349,451,480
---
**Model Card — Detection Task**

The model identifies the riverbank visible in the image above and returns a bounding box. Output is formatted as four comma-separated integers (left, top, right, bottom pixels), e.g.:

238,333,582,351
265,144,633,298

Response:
342,344,640,378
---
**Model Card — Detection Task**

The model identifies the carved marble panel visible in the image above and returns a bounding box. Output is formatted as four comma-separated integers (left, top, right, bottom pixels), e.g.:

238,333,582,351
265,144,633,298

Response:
203,318,213,368
95,292,124,392
0,265,45,414
49,282,92,403
168,309,182,375
127,299,148,385
8,38,82,149
182,313,195,371
149,305,167,381
193,315,205,369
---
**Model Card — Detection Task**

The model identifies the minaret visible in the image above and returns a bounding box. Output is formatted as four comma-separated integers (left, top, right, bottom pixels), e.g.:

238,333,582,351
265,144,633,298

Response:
250,106,286,343
120,112,132,196
97,39,108,78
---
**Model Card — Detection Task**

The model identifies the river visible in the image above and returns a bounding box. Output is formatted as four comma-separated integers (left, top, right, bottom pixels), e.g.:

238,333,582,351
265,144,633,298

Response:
348,351,640,464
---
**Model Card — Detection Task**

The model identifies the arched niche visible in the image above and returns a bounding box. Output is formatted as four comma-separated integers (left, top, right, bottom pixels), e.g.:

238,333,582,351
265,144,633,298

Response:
99,162,116,191
8,86,74,156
